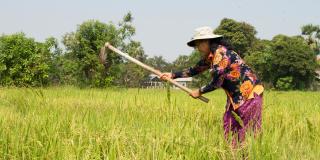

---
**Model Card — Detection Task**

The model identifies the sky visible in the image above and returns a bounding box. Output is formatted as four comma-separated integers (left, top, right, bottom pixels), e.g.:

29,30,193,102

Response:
1,0,319,62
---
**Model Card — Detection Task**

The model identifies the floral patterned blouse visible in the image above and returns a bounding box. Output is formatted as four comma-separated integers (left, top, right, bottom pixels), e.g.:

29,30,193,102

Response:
172,45,263,110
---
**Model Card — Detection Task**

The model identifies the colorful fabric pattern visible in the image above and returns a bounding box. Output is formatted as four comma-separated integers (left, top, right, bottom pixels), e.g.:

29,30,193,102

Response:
172,45,262,110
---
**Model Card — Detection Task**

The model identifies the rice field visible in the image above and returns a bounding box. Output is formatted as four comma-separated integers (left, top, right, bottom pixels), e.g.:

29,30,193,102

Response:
0,87,319,159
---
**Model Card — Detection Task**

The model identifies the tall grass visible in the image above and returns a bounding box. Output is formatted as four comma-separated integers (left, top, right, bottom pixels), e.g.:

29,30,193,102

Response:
0,87,319,159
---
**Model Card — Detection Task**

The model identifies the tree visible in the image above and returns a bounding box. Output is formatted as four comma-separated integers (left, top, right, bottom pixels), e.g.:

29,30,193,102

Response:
301,24,320,55
0,33,54,87
62,12,144,87
245,39,274,85
146,55,171,71
117,41,148,87
44,37,64,85
271,35,317,89
246,35,317,89
214,18,257,57
172,55,190,71
62,20,119,87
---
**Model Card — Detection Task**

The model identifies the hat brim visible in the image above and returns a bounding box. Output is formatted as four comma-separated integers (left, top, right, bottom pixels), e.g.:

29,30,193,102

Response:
187,35,223,47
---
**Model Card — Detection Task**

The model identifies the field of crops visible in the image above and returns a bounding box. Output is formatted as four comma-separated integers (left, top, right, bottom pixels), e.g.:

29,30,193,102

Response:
0,87,319,159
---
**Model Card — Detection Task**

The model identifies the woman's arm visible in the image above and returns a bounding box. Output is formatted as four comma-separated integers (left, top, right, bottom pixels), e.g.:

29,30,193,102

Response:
199,52,232,94
172,59,210,79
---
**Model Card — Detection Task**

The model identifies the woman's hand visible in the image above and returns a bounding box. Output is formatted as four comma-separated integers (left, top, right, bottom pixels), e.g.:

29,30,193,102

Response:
189,89,201,98
160,72,173,80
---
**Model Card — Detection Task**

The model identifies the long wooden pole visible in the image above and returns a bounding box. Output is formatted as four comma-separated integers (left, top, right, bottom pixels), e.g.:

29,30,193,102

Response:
103,42,209,103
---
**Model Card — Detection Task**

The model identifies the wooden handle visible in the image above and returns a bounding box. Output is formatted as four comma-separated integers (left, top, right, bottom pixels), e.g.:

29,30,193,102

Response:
198,96,210,103
104,42,210,103
165,78,209,103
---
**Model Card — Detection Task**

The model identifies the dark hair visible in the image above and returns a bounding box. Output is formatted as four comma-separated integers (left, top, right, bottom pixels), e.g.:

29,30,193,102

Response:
209,37,233,53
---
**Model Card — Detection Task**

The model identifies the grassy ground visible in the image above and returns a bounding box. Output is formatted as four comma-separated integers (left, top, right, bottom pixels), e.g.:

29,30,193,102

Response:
0,87,319,159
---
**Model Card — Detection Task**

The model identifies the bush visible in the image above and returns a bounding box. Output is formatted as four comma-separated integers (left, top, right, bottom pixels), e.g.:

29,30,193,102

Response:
246,35,317,90
275,76,294,90
0,33,53,87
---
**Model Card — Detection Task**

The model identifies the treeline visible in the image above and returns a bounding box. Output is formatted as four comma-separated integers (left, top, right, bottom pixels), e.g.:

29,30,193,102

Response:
0,13,319,90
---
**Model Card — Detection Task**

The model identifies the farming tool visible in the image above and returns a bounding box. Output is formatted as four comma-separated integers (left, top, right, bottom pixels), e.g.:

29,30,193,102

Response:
99,42,209,103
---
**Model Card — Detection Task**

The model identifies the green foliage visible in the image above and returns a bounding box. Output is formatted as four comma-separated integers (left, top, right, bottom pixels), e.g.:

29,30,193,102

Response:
44,37,65,85
62,12,146,87
271,35,317,89
246,35,317,89
118,41,148,87
146,55,171,71
245,40,274,86
0,33,54,86
62,20,119,87
301,24,320,55
0,16,318,91
172,55,190,71
214,18,257,56
275,76,294,90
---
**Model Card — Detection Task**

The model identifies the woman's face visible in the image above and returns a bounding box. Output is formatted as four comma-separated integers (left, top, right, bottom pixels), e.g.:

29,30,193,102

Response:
195,40,210,58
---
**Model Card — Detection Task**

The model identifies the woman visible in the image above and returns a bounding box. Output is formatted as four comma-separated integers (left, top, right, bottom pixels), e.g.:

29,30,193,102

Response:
160,26,264,146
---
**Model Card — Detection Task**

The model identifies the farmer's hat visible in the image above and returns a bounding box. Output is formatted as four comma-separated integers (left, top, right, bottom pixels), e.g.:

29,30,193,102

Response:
187,26,223,47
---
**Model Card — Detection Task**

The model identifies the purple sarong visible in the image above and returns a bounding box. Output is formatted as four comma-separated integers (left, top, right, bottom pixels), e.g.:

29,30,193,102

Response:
223,93,263,146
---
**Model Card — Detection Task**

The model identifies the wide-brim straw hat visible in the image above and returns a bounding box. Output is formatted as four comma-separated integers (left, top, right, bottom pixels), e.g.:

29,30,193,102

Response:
187,26,223,47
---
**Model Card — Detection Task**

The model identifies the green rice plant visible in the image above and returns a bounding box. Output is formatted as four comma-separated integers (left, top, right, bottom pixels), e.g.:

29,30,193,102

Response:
0,87,318,159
